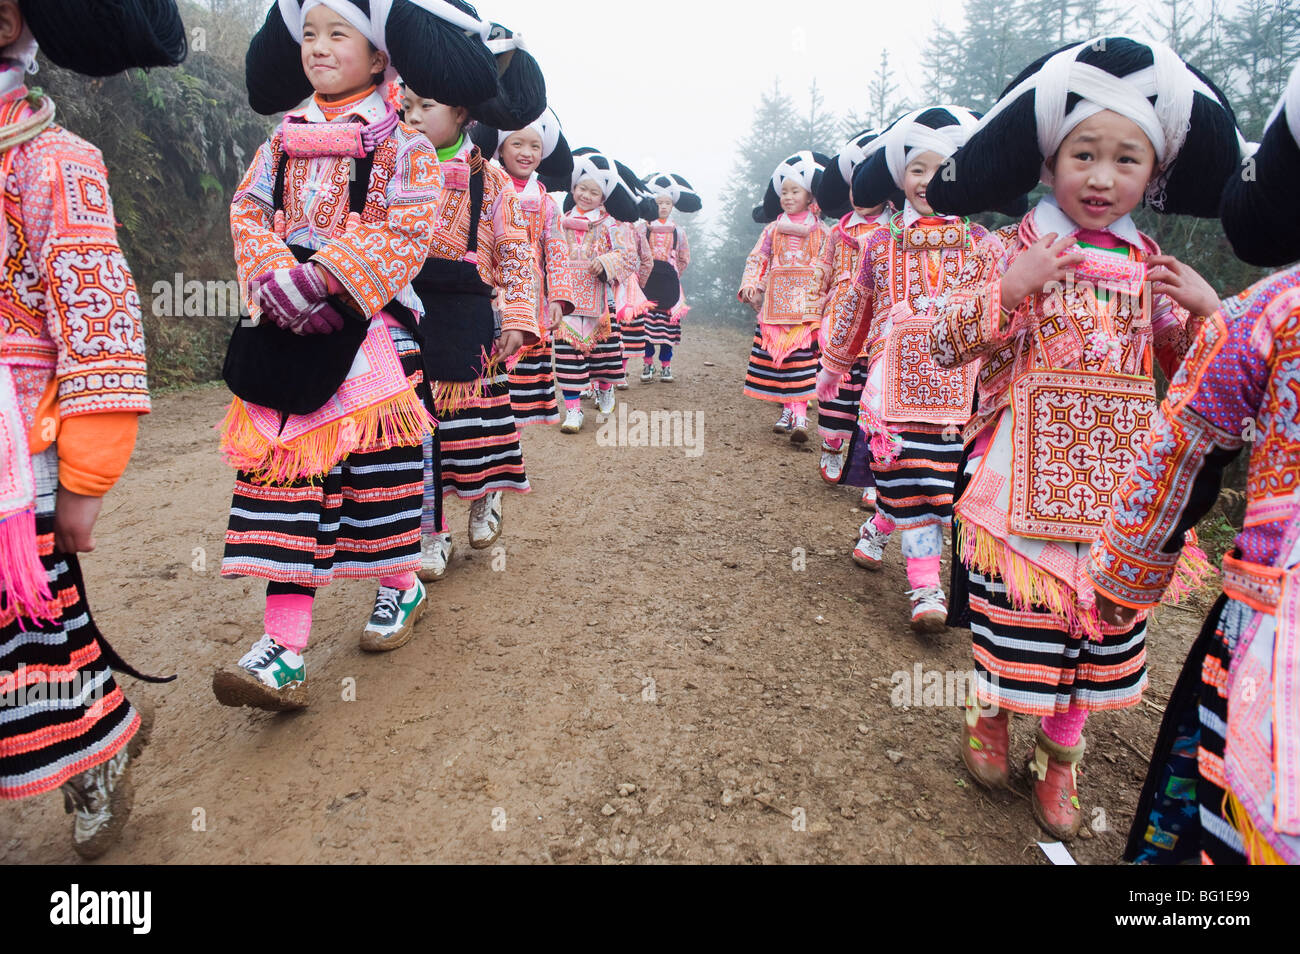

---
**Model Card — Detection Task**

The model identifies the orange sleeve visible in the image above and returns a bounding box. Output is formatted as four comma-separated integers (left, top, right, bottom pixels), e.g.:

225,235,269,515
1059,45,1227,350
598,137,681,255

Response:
28,377,139,496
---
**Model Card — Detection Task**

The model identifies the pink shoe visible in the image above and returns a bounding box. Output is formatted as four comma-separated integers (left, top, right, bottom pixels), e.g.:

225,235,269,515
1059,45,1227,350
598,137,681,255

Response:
1027,727,1086,841
961,704,1010,789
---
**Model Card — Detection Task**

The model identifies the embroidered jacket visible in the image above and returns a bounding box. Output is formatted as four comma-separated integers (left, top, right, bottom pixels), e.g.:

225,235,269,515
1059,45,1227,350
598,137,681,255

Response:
0,78,148,498
546,207,632,321
230,90,440,320
930,206,1196,441
509,173,564,331
640,220,691,276
1091,266,1300,609
737,214,831,327
815,209,890,361
622,222,653,286
429,139,538,341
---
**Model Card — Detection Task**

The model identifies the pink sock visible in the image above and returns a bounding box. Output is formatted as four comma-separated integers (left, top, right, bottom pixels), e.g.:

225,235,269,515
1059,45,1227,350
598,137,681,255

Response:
621,358,628,372
790,401,808,418
565,397,580,410
821,435,843,450
643,358,653,368
1041,706,1088,746
872,512,895,535
661,360,671,369
906,554,941,590
379,572,416,590
265,594,314,653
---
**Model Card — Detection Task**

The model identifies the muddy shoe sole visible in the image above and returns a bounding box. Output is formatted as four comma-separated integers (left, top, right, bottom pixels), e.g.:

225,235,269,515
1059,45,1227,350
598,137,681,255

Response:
70,771,134,862
789,427,809,445
212,668,309,711
910,612,948,635
469,515,503,550
851,552,884,570
359,595,428,653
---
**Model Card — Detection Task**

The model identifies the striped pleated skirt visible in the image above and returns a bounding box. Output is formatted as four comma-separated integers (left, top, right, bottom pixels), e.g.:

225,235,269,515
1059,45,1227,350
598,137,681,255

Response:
643,310,682,347
817,355,870,441
507,336,560,426
554,337,624,392
871,426,961,530
222,329,426,587
1124,594,1247,864
966,568,1148,717
743,325,819,403
434,371,530,500
1,448,141,800
620,314,647,352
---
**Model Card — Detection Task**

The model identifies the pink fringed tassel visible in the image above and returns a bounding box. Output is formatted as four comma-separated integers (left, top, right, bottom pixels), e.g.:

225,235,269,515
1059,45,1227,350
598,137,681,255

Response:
0,510,56,624
869,428,903,468
1164,541,1216,605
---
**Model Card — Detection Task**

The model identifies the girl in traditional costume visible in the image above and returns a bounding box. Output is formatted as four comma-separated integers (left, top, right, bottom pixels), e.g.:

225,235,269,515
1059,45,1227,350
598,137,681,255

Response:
740,151,832,444
612,182,656,388
812,130,893,495
401,28,546,582
472,109,573,430
1090,59,1300,864
926,36,1243,840
215,0,498,710
817,107,1006,632
548,149,641,434
0,0,185,858
638,173,699,384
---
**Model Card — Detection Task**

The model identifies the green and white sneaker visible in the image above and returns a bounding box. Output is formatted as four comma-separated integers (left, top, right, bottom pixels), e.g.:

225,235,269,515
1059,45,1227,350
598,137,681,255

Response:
212,635,308,711
360,579,427,652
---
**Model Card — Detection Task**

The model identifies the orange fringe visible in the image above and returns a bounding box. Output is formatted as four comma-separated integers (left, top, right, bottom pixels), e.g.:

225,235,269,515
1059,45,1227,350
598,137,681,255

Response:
956,522,1103,641
219,391,430,485
1224,789,1287,865
760,322,818,366
430,348,505,417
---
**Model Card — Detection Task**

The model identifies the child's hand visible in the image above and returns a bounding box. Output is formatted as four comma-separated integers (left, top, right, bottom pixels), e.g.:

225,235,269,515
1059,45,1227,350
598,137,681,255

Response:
587,260,605,279
495,329,525,361
547,302,564,329
1094,590,1139,630
1000,233,1085,314
1147,255,1221,319
54,487,103,554
816,367,842,403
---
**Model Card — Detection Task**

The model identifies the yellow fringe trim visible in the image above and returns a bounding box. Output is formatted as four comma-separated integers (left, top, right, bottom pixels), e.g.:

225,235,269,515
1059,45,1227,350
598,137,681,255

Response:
1224,789,1287,865
956,522,1102,641
430,349,505,417
760,322,817,367
220,391,431,485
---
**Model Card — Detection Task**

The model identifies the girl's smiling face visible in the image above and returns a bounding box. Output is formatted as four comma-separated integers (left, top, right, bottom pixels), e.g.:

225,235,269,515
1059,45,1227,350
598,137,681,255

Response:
401,91,468,150
300,6,386,100
499,128,544,180
902,150,945,215
780,179,812,215
1046,109,1156,229
573,178,604,212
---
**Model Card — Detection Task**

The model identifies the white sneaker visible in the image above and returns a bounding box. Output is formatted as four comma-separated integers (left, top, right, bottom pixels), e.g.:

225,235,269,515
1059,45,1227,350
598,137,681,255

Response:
469,491,503,549
789,415,809,444
212,634,309,711
773,408,792,433
908,586,949,634
417,531,454,582
861,486,878,511
61,748,134,860
640,364,655,382
615,378,629,391
595,386,616,415
561,407,584,433
659,365,674,383
360,579,427,652
820,442,843,482
852,520,890,569
580,386,595,402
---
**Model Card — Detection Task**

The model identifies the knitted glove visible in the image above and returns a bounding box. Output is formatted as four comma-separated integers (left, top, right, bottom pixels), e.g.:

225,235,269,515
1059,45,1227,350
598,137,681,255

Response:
284,300,347,336
250,264,330,328
815,367,842,403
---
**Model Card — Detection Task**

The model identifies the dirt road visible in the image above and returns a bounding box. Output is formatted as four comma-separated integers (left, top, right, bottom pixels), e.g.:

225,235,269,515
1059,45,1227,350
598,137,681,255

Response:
0,322,1207,864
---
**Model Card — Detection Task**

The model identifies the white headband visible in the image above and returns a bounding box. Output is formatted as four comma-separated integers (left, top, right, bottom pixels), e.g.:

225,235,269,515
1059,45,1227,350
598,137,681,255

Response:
496,107,561,159
572,153,620,199
771,151,822,195
283,0,491,48
836,129,883,185
976,36,1220,168
1264,58,1300,149
879,107,979,187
